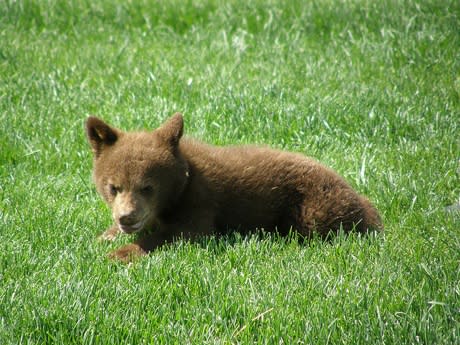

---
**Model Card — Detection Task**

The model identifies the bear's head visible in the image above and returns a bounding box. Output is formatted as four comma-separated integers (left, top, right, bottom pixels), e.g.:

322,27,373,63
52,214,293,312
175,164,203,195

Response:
85,113,189,234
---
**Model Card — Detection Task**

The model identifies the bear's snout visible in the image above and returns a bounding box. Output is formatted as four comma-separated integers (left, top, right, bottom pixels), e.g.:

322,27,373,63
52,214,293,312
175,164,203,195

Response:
119,211,138,226
116,210,146,234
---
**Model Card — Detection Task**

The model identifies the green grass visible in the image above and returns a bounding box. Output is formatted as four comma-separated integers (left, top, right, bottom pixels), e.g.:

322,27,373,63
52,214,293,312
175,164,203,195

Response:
1,0,459,343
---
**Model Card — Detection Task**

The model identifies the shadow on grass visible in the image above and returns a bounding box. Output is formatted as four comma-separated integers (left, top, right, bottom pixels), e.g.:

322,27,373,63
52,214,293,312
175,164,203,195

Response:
177,225,383,256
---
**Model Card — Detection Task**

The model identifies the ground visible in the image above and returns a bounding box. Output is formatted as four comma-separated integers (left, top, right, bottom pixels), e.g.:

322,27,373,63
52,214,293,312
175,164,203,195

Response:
0,0,459,344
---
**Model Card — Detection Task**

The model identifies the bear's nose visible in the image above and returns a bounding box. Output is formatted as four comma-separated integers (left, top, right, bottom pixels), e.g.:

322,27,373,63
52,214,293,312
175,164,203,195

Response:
119,212,138,226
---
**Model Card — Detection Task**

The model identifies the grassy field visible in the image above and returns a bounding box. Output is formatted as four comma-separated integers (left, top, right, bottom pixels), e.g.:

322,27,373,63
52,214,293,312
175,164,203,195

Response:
1,0,459,343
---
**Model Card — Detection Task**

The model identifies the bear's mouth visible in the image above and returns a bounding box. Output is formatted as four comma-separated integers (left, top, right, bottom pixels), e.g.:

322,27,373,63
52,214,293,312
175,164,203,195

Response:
118,219,145,234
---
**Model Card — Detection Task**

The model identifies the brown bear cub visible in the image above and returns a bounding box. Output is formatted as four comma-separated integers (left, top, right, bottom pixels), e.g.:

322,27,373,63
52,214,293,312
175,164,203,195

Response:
86,113,382,261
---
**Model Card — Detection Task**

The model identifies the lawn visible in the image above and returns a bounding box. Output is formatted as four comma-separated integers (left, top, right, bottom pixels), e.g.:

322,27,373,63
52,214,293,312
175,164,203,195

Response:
0,0,459,344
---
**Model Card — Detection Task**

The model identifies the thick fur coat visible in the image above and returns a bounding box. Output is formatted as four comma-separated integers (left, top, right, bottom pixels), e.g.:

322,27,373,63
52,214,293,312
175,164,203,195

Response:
86,113,382,261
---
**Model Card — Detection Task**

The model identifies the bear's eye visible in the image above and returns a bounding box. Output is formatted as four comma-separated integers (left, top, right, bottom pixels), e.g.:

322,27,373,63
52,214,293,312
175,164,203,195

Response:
140,186,154,196
109,184,119,196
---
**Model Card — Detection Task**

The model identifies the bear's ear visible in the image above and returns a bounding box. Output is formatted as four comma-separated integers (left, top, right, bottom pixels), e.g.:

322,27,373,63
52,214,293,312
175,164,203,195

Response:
157,113,184,148
85,116,120,157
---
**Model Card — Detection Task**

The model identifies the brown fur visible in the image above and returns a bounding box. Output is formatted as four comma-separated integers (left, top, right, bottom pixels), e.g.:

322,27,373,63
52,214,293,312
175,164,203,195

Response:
86,113,382,262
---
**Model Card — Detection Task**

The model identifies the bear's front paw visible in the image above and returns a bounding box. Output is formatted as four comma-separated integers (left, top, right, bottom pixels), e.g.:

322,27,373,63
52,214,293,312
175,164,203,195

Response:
97,225,120,242
108,244,147,263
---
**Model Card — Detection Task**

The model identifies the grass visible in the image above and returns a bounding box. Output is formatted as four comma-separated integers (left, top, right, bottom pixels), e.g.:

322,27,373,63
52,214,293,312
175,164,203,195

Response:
0,0,459,343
